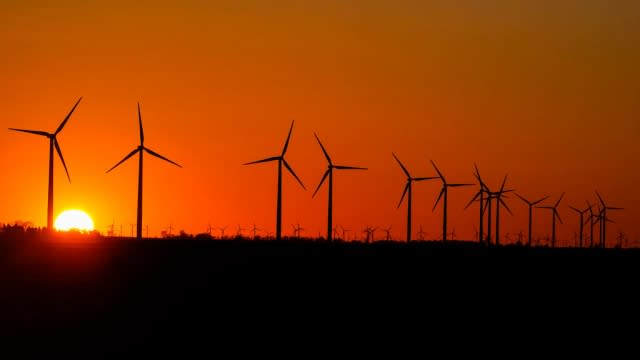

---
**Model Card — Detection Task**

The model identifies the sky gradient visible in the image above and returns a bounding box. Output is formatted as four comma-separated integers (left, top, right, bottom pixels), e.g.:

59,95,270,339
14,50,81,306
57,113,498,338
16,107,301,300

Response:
1,1,638,244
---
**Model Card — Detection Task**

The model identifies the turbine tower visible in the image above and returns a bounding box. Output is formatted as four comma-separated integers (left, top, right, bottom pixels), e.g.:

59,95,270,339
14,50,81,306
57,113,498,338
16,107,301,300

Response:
595,191,623,249
9,97,82,230
244,120,305,241
568,205,590,248
393,153,437,242
465,164,489,245
514,193,548,247
491,175,514,246
106,103,182,241
537,193,564,248
431,160,472,242
312,133,366,242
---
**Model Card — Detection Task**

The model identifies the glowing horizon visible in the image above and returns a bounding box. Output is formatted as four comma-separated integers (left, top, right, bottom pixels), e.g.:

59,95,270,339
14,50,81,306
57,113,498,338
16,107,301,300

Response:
1,1,638,245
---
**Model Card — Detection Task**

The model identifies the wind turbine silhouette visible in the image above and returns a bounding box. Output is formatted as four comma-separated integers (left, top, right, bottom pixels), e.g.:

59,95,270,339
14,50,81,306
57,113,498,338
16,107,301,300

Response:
244,120,305,241
9,97,82,230
465,164,489,245
595,191,623,249
312,133,366,242
292,223,304,239
537,193,564,248
568,204,590,248
393,153,437,242
514,193,548,247
106,103,182,241
586,201,596,248
383,226,393,241
431,160,472,242
489,175,513,246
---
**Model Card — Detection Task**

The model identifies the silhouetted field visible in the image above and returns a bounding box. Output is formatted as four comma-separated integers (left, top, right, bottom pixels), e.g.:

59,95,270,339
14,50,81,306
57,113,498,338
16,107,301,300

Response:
1,231,639,337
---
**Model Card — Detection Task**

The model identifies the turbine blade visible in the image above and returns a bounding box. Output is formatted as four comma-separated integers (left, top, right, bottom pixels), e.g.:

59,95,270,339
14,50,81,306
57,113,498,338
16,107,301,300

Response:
555,192,565,207
313,132,332,165
138,102,144,145
499,174,508,193
483,197,490,212
106,148,140,173
283,158,306,190
312,170,330,198
537,206,553,209
607,206,624,210
334,165,367,170
55,97,82,135
414,176,438,181
449,183,473,187
243,156,280,165
464,191,481,210
586,201,593,215
473,164,488,190
432,187,445,211
569,205,580,213
595,191,605,207
499,197,513,215
514,193,531,205
144,147,182,168
532,196,549,205
397,182,409,209
8,128,50,137
392,153,410,178
54,139,71,183
430,160,444,181
555,209,563,224
281,120,294,156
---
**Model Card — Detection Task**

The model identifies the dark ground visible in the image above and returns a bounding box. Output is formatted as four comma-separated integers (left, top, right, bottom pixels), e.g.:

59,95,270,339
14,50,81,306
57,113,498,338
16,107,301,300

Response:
1,234,639,339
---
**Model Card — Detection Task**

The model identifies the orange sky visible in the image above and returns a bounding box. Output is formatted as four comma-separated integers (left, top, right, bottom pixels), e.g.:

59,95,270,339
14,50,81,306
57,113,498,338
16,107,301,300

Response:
1,1,638,244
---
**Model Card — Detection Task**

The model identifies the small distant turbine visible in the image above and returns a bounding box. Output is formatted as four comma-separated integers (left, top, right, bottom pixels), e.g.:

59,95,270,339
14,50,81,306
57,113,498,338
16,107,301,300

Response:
595,191,623,249
515,193,548,247
537,193,564,248
431,160,473,242
393,153,437,242
489,175,514,246
465,164,489,245
383,226,393,241
568,204,590,248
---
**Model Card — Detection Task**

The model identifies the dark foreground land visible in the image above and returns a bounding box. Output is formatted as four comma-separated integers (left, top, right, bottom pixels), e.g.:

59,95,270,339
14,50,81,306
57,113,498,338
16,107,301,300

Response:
1,233,639,338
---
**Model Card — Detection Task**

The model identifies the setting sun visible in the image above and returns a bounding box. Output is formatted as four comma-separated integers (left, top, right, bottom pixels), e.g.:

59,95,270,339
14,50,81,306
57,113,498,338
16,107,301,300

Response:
54,210,95,232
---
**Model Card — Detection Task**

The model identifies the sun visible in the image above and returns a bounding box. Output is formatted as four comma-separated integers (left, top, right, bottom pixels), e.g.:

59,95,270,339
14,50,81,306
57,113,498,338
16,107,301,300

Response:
54,209,95,232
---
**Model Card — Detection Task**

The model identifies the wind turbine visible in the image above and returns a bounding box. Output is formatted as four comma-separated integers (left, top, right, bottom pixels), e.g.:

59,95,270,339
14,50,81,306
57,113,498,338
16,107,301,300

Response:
340,226,350,241
431,160,473,242
218,225,228,239
383,226,393,241
9,97,82,230
244,120,305,241
595,191,623,249
106,103,182,241
537,193,564,248
568,205,590,248
292,223,304,239
465,164,489,245
586,201,596,248
251,223,261,240
490,175,514,246
312,133,366,242
514,193,549,247
393,153,437,242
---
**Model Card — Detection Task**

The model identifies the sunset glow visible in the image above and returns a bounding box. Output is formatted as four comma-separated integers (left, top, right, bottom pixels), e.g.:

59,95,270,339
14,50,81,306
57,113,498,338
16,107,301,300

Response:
0,1,638,244
54,210,94,232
